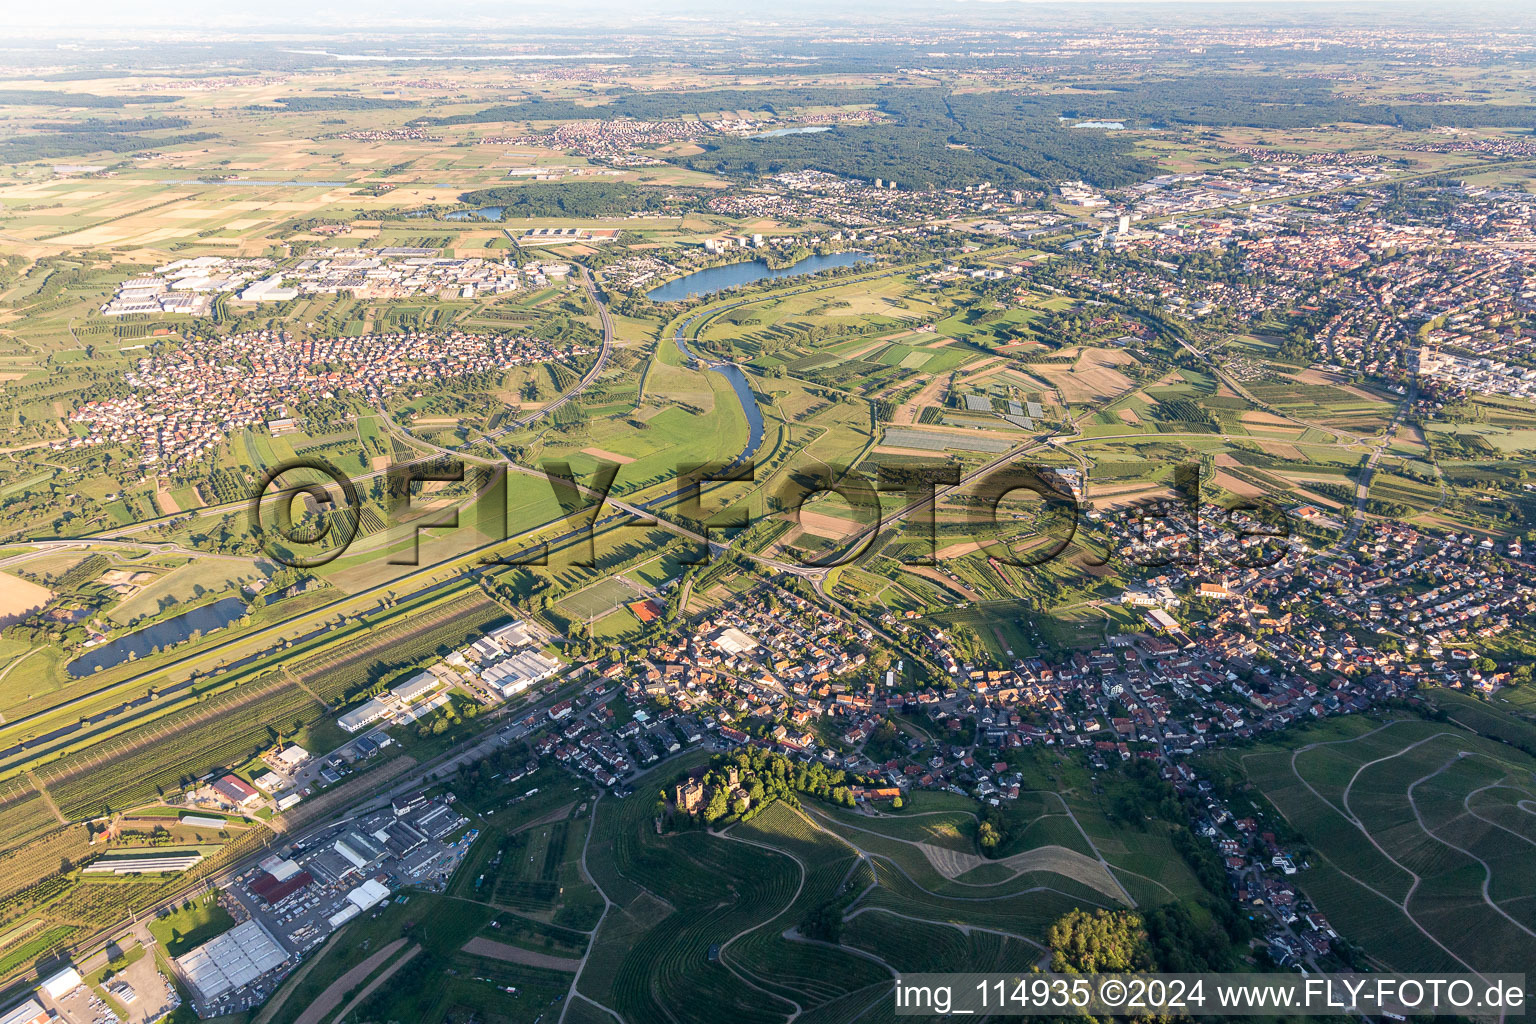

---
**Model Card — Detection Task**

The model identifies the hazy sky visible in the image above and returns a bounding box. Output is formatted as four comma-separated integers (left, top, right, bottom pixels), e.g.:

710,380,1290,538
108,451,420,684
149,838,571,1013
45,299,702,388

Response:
6,0,1470,34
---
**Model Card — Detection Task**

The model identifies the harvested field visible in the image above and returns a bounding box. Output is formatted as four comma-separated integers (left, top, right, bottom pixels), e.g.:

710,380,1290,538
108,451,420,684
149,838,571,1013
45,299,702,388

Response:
893,375,947,425
1087,484,1176,508
1239,411,1302,429
0,572,51,627
933,540,982,560
1034,349,1135,404
792,509,865,539
461,936,581,971
1213,471,1266,497
580,447,635,464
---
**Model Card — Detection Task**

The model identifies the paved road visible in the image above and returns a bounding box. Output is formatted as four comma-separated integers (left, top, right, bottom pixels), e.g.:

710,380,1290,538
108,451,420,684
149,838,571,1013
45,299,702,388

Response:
486,262,615,438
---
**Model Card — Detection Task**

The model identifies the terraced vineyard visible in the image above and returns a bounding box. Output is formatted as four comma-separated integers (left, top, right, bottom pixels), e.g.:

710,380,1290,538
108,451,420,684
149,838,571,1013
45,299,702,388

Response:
1210,715,1536,976
720,804,889,1007
576,767,1141,1024
842,908,1039,974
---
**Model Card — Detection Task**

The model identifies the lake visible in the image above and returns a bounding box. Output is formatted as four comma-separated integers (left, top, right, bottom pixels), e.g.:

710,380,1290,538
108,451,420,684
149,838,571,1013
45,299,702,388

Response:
647,251,873,302
68,597,248,677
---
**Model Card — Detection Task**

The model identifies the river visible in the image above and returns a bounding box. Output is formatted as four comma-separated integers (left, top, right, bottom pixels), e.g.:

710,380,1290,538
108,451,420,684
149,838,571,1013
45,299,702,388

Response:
647,251,872,303
670,311,765,475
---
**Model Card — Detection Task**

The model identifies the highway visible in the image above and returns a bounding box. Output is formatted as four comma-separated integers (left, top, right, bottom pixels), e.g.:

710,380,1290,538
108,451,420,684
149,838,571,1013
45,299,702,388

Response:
486,262,615,437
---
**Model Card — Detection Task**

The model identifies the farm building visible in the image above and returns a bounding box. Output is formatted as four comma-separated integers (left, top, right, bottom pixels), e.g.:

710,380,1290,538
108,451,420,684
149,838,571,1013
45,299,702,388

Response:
82,850,204,875
181,814,229,828
211,774,261,809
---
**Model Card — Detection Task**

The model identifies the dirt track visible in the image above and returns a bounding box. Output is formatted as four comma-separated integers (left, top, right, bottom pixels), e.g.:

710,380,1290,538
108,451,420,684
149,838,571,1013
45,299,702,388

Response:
292,938,408,1024
326,945,423,1024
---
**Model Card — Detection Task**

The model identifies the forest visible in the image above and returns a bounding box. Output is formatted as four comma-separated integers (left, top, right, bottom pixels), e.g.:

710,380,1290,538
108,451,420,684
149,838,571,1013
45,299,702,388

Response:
0,89,176,108
247,96,420,111
418,78,1535,194
0,129,217,165
413,86,889,125
456,182,704,218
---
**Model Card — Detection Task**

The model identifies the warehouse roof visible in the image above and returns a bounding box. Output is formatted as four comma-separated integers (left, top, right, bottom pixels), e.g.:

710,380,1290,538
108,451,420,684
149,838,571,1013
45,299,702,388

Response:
175,920,287,1001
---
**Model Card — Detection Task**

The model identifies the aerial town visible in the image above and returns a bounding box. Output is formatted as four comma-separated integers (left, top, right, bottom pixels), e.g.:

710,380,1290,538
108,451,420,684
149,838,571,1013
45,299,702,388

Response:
0,6,1534,1024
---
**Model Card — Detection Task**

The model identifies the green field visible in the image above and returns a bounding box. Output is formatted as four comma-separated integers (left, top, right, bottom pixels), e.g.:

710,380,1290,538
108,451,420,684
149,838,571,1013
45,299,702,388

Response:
148,891,235,956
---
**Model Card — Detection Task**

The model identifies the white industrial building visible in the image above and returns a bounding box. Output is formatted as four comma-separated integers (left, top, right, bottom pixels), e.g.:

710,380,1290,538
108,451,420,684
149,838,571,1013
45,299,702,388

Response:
40,967,83,1000
0,997,47,1024
337,671,445,733
237,275,299,302
267,743,310,772
337,694,392,733
391,671,439,704
486,620,533,649
259,855,303,882
711,627,758,656
347,879,390,912
480,650,560,698
175,920,287,1002
327,904,360,929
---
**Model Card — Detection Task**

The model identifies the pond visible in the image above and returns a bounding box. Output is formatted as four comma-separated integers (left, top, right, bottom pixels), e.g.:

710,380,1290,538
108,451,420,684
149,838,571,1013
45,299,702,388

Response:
646,251,873,302
445,206,506,221
68,597,248,677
